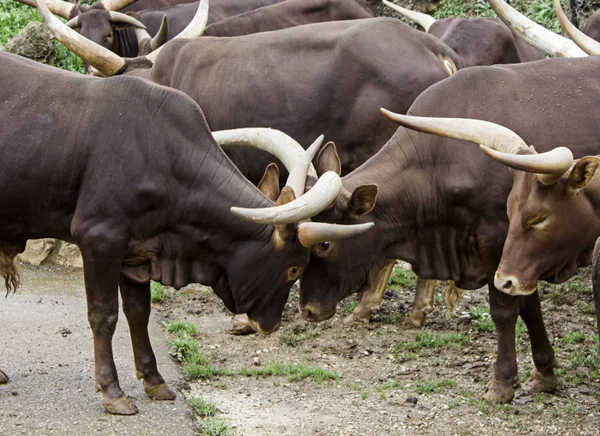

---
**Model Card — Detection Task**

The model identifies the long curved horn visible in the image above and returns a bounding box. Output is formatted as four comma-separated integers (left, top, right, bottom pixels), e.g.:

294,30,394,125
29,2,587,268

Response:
212,128,318,180
101,0,138,11
285,135,324,197
480,145,574,185
146,0,208,62
382,0,436,31
66,16,80,28
488,0,586,57
231,171,342,224
380,108,529,154
555,0,600,55
297,222,375,248
108,11,147,29
16,0,74,19
35,0,126,77
151,15,169,50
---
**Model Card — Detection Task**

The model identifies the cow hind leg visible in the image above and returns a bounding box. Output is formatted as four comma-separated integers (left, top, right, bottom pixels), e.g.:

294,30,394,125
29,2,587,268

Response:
0,240,26,295
408,278,436,327
78,232,137,415
0,369,8,384
482,280,520,403
344,260,396,324
120,276,175,401
519,290,558,394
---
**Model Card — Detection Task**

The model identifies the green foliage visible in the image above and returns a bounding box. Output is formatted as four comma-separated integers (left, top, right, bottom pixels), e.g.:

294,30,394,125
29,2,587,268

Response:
412,378,457,394
561,331,588,345
467,306,495,332
240,359,339,383
151,281,166,303
165,320,197,336
0,0,84,73
280,325,320,347
388,267,417,291
340,300,359,314
200,417,235,436
395,329,470,353
186,394,218,417
566,276,592,294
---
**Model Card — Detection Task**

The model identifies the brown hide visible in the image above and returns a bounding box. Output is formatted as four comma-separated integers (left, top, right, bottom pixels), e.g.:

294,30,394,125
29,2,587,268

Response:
428,17,544,67
583,9,600,42
151,18,463,182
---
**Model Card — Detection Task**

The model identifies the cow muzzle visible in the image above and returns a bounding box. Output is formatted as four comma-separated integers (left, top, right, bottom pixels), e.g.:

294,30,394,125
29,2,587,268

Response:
245,317,280,336
494,272,536,296
299,302,336,322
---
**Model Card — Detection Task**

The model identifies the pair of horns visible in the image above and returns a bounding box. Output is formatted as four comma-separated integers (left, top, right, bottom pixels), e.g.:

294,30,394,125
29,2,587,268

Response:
18,0,137,19
66,11,146,30
34,0,209,76
381,108,574,186
213,128,374,246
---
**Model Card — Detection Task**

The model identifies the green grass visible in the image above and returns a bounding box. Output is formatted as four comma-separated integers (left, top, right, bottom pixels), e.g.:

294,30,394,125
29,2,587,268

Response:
0,0,84,73
395,330,470,353
447,399,461,410
561,331,588,345
467,306,495,332
412,378,457,394
165,320,197,336
200,417,235,436
388,267,417,291
186,394,218,417
151,281,166,303
280,325,320,347
340,300,359,314
240,359,339,383
566,276,592,294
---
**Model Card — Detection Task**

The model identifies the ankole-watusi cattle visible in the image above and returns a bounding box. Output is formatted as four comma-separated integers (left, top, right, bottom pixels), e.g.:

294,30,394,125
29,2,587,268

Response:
0,52,373,415
382,0,544,66
297,54,600,403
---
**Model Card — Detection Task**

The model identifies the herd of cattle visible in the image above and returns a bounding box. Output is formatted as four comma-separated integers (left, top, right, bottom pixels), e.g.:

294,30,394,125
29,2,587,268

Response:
1,0,600,416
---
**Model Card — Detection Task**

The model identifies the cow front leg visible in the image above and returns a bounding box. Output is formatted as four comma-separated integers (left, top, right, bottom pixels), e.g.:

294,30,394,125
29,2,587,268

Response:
345,260,396,324
408,278,436,327
120,276,176,401
79,236,136,415
482,280,519,403
0,369,8,384
519,290,557,394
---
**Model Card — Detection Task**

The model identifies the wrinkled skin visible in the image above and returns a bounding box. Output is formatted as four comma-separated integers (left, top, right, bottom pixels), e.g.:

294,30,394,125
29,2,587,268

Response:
299,55,600,403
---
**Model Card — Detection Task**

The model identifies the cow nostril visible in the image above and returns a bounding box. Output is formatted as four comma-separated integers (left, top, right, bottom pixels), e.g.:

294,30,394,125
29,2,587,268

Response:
501,279,513,291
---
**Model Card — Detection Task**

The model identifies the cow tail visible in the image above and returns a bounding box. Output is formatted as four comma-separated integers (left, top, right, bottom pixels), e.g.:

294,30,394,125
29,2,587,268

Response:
443,281,464,317
0,241,25,296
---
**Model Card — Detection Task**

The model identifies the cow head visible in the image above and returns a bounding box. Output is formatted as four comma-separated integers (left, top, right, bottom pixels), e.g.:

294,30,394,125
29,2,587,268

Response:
298,142,383,322
378,109,600,297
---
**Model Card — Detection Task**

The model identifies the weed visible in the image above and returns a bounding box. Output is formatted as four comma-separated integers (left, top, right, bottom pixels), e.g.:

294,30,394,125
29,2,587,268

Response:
447,399,461,410
150,281,165,303
378,379,404,391
467,306,495,332
566,276,592,294
186,394,217,417
165,320,197,336
361,391,369,400
340,300,359,314
395,330,469,353
200,417,235,436
280,325,321,347
388,267,417,291
580,302,595,315
561,331,588,345
241,359,339,383
412,378,457,394
564,400,578,415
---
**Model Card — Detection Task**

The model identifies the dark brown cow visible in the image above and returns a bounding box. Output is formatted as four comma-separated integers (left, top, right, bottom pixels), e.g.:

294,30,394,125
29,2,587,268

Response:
0,52,371,414
297,55,600,403
583,9,600,41
382,0,544,66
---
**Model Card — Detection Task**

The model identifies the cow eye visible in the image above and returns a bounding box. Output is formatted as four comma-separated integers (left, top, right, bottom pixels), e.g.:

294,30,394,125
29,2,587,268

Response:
288,266,302,281
107,32,114,39
320,241,331,250
527,215,549,229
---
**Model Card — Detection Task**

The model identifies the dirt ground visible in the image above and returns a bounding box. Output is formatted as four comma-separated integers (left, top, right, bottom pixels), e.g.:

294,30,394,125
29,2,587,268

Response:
155,264,600,436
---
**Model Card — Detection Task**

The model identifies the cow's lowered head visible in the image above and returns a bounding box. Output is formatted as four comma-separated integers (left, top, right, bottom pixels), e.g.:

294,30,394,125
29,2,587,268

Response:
380,109,600,297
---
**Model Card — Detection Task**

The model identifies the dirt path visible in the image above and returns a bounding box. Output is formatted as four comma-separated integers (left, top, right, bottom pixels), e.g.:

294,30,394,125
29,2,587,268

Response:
0,265,196,436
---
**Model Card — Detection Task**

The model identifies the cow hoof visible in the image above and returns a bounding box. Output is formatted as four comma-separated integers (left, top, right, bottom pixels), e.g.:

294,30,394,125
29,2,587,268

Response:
527,369,558,393
228,315,257,335
103,396,138,415
0,369,8,384
343,311,370,325
480,378,515,403
408,310,426,328
145,382,176,400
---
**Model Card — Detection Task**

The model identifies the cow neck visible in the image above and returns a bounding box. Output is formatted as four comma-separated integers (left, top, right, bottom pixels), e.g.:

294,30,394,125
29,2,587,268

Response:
343,127,490,287
116,27,139,58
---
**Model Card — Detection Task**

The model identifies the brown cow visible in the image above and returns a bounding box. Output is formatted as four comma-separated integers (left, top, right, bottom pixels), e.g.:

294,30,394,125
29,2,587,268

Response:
0,52,372,414
297,54,600,403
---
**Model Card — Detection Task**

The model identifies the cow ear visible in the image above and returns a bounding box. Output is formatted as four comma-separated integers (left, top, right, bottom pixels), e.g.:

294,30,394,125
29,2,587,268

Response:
126,11,141,19
317,141,341,177
274,186,297,244
258,163,280,202
566,156,600,196
347,185,378,217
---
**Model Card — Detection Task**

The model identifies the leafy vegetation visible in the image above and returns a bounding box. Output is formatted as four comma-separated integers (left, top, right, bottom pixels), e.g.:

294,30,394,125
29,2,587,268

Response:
280,324,321,347
186,394,218,417
151,281,166,303
165,320,197,336
0,0,84,73
240,359,339,383
388,267,417,291
412,378,457,394
200,417,235,436
395,329,469,353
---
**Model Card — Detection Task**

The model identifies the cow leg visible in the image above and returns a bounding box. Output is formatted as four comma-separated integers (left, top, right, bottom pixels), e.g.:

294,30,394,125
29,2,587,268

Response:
344,260,396,324
120,276,176,401
0,369,8,384
482,281,519,403
79,235,137,415
519,290,558,393
408,278,436,327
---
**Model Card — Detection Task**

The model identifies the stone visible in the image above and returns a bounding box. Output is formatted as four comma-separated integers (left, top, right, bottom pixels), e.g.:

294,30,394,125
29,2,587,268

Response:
2,22,56,66
18,239,56,266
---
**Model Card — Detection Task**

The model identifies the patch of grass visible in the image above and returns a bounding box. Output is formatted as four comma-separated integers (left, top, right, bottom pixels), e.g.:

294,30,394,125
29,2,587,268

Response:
447,399,461,410
463,391,513,415
167,327,229,380
241,359,339,383
389,267,417,291
200,417,235,436
561,331,588,345
566,276,592,294
151,281,166,303
377,379,404,391
340,300,359,314
165,320,197,336
467,306,495,332
412,378,457,394
564,400,578,415
395,329,470,353
579,301,595,315
280,325,320,347
186,394,217,417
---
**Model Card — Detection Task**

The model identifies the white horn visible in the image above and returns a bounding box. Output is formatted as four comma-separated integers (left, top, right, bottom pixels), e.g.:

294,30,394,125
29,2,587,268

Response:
555,0,600,55
285,135,324,198
488,0,587,57
382,0,436,31
297,222,375,248
231,171,342,224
